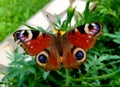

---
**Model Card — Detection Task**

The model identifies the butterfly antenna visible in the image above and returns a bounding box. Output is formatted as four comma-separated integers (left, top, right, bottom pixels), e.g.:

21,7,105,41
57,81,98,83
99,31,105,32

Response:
46,15,51,22
46,15,55,29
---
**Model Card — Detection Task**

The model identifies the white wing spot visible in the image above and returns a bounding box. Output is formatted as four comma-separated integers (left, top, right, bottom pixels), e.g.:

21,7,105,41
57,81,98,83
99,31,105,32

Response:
84,24,89,34
30,46,33,49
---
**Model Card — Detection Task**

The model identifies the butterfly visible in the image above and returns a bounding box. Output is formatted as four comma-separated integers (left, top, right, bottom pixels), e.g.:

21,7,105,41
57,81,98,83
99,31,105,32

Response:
13,23,103,71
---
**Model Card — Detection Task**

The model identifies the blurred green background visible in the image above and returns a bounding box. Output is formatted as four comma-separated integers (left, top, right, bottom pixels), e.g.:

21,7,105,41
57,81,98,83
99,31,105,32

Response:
0,0,50,41
1,0,120,87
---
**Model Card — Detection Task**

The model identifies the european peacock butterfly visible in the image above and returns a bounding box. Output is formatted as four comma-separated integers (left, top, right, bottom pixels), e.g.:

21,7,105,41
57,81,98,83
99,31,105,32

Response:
13,23,102,71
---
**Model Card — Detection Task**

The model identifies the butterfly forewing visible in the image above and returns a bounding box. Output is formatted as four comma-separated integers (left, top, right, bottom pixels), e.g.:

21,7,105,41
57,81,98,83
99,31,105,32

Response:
64,23,102,50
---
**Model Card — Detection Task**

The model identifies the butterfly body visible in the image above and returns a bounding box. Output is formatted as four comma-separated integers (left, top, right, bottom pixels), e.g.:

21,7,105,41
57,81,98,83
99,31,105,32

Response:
13,23,102,71
55,30,64,57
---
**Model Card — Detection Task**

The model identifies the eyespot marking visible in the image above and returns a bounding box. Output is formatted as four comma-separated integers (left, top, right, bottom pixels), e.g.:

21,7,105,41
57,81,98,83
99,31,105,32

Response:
75,51,84,60
35,50,50,67
14,30,33,42
84,23,101,35
38,54,48,63
72,47,86,63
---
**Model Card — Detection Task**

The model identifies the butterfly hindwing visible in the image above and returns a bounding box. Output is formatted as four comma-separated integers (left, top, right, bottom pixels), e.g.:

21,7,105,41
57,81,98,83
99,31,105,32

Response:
63,42,86,69
35,45,60,71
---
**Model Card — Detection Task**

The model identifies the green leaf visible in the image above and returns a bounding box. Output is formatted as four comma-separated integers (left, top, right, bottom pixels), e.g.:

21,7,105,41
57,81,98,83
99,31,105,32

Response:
52,22,60,29
60,7,75,31
43,71,50,80
18,72,25,87
98,54,120,62
66,7,75,24
113,39,120,44
24,24,37,30
55,14,61,26
36,26,46,32
104,32,120,44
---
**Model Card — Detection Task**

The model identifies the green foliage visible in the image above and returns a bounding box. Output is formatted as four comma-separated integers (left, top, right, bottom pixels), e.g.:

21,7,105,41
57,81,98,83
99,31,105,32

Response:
0,0,50,41
1,0,120,86
53,7,75,31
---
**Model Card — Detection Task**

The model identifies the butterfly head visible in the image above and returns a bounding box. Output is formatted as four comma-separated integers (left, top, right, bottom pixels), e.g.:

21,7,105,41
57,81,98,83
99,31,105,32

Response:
53,29,65,36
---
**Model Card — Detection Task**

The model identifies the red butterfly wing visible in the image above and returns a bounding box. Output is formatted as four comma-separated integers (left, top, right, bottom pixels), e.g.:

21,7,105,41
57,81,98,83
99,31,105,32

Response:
65,23,103,50
63,23,103,69
13,30,53,55
62,42,86,69
13,30,60,71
